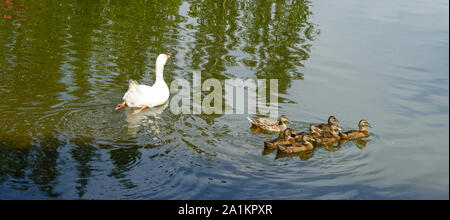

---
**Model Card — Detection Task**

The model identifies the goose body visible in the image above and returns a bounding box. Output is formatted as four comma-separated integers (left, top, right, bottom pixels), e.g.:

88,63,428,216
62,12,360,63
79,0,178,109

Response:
116,54,170,114
123,79,169,108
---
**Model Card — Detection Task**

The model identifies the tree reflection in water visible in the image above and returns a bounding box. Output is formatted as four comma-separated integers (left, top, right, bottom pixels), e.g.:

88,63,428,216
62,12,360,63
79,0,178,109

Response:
0,0,318,198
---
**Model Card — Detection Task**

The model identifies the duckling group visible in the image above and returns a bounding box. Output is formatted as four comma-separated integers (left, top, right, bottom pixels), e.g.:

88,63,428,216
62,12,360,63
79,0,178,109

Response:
247,115,372,154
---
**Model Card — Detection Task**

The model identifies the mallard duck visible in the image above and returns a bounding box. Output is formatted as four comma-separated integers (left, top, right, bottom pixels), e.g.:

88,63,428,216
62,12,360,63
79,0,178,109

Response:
294,124,322,142
314,124,341,145
115,54,170,114
277,134,316,153
247,115,292,133
317,116,342,134
264,128,296,149
339,120,372,140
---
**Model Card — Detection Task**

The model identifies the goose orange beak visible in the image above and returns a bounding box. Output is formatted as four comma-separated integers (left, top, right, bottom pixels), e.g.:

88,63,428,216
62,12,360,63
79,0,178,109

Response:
166,55,170,59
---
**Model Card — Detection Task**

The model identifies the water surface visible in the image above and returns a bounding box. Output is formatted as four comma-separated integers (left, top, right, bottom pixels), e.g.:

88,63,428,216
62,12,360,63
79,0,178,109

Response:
0,0,448,199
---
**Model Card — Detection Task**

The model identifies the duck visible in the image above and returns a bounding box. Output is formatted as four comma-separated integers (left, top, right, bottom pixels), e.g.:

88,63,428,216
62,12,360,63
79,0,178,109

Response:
339,120,372,140
247,115,292,133
314,124,341,145
264,128,296,149
294,124,322,142
316,116,342,135
115,54,170,114
277,134,316,153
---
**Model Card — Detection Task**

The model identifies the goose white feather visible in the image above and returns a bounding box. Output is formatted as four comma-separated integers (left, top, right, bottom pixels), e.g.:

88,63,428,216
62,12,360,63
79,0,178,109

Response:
117,54,170,112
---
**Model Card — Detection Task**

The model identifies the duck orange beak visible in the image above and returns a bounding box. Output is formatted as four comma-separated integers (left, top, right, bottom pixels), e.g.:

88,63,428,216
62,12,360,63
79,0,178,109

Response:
166,55,170,59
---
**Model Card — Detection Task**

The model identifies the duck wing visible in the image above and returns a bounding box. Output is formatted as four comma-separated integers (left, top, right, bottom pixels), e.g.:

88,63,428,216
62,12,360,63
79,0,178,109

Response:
278,143,310,153
264,139,278,149
247,117,277,126
343,130,367,139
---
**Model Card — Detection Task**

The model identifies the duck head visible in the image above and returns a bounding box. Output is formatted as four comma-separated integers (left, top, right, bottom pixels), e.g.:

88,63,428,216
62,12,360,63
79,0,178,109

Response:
328,116,339,124
279,115,292,124
302,134,316,143
359,120,372,128
283,128,296,138
309,124,321,133
330,124,342,137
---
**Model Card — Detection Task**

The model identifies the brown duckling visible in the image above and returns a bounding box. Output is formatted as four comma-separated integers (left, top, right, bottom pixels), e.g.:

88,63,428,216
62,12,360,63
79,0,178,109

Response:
277,135,316,153
314,124,341,145
339,120,372,140
294,124,322,142
264,128,296,149
317,116,342,135
247,115,292,133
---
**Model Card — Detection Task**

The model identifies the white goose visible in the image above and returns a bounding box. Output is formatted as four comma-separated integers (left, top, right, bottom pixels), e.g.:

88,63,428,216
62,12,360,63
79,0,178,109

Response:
115,54,170,114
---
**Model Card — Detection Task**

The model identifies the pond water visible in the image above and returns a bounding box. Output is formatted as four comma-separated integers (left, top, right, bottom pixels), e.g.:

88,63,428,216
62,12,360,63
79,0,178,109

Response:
0,0,448,199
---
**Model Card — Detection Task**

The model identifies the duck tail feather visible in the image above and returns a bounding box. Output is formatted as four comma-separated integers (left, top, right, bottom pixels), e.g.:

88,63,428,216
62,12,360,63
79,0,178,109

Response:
247,117,256,125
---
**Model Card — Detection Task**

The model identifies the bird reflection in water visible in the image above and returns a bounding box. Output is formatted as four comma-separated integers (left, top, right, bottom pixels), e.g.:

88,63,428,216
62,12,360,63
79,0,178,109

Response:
124,102,168,136
266,138,370,161
275,150,314,161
